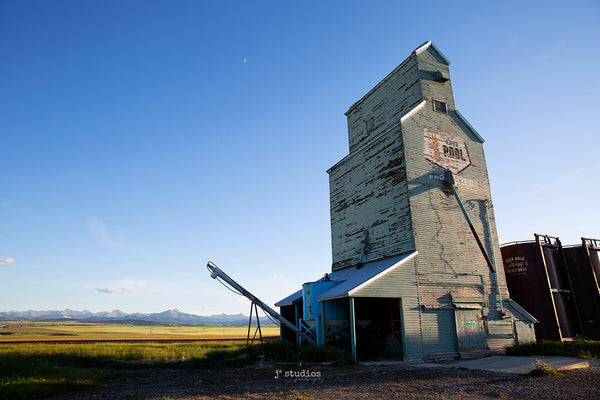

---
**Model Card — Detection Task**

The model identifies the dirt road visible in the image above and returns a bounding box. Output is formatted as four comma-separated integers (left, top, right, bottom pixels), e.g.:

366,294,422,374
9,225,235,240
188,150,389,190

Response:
47,362,600,399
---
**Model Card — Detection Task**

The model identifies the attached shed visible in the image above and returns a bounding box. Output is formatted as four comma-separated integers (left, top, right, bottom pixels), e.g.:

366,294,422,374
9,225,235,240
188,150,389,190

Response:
277,253,417,360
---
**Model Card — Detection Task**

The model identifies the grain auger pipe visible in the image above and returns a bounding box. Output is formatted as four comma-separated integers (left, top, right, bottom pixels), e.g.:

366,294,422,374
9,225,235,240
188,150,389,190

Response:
206,261,315,344
443,169,496,273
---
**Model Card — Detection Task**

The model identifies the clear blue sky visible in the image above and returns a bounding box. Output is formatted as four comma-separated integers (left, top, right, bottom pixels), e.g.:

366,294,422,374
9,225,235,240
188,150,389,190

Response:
1,1,599,316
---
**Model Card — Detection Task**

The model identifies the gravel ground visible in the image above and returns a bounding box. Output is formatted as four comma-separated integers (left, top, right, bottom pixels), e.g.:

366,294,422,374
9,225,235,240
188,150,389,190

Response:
47,362,600,400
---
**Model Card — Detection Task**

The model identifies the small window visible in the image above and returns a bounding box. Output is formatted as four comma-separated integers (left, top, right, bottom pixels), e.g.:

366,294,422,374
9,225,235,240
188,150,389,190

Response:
433,99,448,114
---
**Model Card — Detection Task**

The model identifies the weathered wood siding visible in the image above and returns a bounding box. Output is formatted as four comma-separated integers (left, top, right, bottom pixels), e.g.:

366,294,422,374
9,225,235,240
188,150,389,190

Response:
345,55,423,153
326,43,534,358
417,49,455,110
328,127,415,271
400,46,510,350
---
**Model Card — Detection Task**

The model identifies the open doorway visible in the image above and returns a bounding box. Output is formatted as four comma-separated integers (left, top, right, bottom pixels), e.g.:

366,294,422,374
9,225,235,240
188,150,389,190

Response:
354,297,403,360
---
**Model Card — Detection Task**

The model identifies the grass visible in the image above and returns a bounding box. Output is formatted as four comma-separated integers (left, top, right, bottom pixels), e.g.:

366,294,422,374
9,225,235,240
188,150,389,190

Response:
0,368,119,400
0,342,251,399
0,340,353,400
506,339,600,360
527,359,560,377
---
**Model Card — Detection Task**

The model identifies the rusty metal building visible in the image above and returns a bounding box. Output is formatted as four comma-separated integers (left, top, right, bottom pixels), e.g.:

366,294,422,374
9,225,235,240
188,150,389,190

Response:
277,42,536,361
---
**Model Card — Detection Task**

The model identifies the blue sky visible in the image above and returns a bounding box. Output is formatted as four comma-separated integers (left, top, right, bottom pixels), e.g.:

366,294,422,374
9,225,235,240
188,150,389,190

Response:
1,1,599,316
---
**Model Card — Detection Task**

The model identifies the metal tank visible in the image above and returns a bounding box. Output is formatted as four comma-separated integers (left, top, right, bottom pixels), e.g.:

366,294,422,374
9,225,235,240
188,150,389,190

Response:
501,234,581,341
563,238,600,339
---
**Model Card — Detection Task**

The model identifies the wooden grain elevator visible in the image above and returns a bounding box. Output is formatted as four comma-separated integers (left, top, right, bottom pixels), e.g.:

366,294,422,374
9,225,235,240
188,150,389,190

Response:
277,41,537,361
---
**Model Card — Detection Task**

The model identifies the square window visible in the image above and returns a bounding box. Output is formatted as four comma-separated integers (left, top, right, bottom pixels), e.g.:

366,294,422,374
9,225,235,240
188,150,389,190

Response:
433,100,448,114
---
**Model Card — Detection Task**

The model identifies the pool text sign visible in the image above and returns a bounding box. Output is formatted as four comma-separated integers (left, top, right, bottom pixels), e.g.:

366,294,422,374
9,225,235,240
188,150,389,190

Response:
423,129,471,174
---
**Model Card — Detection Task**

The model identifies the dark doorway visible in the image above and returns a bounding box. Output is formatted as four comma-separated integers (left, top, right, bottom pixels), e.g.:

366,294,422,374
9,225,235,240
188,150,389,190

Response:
279,303,301,342
354,297,403,360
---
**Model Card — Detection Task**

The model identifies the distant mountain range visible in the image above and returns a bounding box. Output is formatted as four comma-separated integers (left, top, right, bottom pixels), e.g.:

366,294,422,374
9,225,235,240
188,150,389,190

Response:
0,309,266,326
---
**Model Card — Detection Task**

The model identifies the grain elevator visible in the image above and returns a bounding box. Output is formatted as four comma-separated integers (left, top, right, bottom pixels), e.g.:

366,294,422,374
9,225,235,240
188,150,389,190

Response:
276,42,536,361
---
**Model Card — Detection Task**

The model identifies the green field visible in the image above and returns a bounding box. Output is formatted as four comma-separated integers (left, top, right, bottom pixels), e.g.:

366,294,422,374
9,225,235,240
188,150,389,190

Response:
0,321,283,400
0,340,352,400
0,321,280,342
0,342,256,400
0,321,345,399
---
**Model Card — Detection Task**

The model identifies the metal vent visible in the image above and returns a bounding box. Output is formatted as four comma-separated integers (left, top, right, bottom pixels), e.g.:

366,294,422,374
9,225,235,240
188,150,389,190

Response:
434,70,449,82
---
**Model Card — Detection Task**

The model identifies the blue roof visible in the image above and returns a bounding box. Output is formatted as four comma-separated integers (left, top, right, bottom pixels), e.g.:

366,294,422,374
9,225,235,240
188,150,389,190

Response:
274,252,418,306
317,252,417,301
274,289,302,307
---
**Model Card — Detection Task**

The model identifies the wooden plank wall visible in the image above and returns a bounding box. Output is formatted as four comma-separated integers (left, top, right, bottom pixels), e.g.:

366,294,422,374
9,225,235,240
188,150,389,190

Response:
328,127,414,271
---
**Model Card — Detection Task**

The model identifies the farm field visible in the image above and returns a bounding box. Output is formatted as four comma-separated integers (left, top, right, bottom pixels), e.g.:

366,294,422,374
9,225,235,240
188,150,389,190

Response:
0,320,280,343
0,340,350,399
2,340,600,400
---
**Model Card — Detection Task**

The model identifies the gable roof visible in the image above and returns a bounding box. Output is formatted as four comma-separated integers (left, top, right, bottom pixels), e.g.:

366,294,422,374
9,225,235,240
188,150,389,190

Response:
346,40,447,116
317,252,417,301
275,252,418,307
414,41,451,65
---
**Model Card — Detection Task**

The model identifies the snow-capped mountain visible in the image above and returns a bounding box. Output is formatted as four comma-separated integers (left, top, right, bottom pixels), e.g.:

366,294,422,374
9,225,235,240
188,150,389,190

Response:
0,309,255,325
